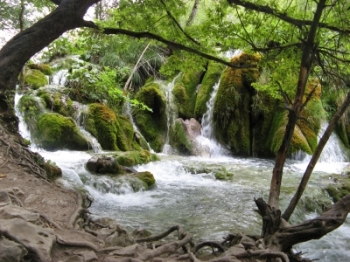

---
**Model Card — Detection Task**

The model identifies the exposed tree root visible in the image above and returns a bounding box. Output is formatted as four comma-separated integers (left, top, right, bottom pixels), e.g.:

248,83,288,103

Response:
195,241,225,254
56,235,100,252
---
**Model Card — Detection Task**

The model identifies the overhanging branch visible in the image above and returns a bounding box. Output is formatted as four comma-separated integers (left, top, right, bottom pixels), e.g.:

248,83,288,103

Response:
101,27,255,69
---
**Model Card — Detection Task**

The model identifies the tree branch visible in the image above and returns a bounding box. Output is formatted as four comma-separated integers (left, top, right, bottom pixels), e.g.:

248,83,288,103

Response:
227,0,350,34
101,27,255,69
159,0,200,46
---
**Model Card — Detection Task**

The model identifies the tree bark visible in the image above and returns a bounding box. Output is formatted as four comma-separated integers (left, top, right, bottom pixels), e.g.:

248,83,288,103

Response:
268,0,327,209
0,0,100,133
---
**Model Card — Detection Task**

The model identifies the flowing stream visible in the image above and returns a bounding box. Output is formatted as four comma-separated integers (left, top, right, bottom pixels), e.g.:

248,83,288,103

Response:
14,75,350,261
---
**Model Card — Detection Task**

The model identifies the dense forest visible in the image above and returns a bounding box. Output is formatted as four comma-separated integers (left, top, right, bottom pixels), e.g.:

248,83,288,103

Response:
1,0,350,261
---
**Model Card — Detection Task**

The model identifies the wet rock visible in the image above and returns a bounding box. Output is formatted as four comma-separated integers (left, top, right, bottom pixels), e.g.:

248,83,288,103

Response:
86,156,121,174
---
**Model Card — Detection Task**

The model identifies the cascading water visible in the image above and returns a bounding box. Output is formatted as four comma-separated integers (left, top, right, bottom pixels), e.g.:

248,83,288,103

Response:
123,100,154,152
292,121,348,163
72,102,103,153
195,81,229,157
162,73,181,154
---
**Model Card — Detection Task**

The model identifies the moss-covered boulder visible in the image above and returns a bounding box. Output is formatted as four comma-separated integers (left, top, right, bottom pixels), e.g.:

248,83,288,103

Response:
23,69,48,89
194,62,225,119
42,161,62,181
36,89,74,117
35,113,89,151
85,103,140,151
134,82,167,152
114,150,159,167
86,156,122,174
268,80,323,155
135,171,156,189
173,70,203,119
214,52,260,156
28,64,53,76
17,94,46,132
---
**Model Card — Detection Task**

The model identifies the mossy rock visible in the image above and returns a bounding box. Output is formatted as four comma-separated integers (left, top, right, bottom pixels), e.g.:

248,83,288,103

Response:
114,150,159,167
214,53,259,156
268,80,323,155
326,184,350,202
134,82,167,152
17,94,46,132
24,69,48,89
214,167,234,180
173,70,203,119
170,119,193,155
194,62,225,119
36,89,73,117
42,161,62,181
116,116,141,151
35,113,89,151
85,103,119,151
28,63,53,75
135,171,156,189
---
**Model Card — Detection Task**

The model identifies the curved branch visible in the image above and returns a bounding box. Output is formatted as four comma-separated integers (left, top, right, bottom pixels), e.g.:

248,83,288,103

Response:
101,27,254,69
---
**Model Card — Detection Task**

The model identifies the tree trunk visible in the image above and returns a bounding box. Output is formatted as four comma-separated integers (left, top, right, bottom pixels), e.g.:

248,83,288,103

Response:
0,0,99,134
268,0,327,209
283,90,350,221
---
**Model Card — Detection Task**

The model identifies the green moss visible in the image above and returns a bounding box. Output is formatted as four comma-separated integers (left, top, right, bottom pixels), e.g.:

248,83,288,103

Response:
170,119,192,154
326,182,350,203
35,113,89,151
24,69,48,89
134,82,167,152
86,103,119,151
213,53,260,156
135,171,156,189
214,167,234,180
173,70,203,118
195,62,225,119
268,80,324,155
17,95,46,132
28,64,53,75
114,150,159,167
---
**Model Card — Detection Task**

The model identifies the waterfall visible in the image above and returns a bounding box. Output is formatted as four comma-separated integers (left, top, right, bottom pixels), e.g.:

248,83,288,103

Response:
73,102,103,153
193,81,229,157
316,122,348,163
51,69,68,86
162,74,181,154
14,91,31,141
292,121,348,163
201,82,220,139
123,100,154,152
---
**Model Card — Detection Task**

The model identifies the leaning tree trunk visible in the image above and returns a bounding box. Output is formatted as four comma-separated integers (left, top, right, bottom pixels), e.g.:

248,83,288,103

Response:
0,0,100,134
268,0,327,209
